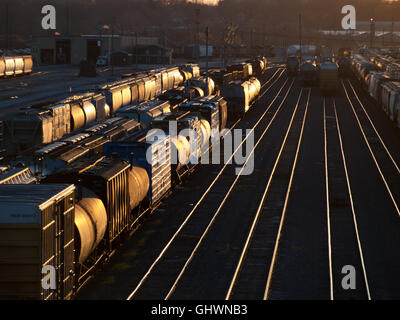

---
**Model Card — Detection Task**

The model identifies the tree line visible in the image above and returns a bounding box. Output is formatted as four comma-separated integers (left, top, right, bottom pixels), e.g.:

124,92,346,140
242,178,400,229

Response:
1,0,398,48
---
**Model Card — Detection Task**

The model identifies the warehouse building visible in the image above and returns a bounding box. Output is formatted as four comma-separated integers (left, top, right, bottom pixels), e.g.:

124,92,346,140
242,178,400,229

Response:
132,44,173,65
31,35,160,65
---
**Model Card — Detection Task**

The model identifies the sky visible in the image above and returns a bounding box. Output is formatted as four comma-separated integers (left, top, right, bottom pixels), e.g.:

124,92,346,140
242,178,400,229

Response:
187,0,220,5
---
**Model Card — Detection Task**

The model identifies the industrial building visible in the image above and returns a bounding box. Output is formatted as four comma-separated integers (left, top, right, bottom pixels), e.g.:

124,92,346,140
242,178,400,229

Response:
132,44,173,65
31,35,161,65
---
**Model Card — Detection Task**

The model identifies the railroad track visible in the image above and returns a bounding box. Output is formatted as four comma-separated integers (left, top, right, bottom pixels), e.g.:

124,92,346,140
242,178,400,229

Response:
193,67,287,168
72,66,286,299
342,79,400,216
77,71,400,300
226,88,310,300
126,68,287,237
126,70,293,300
258,80,400,300
323,96,371,300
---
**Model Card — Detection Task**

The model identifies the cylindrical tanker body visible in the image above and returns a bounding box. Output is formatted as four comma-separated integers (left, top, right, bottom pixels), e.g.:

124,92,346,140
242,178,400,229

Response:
22,55,33,74
180,64,200,79
4,57,15,76
185,77,215,96
226,62,253,80
74,188,108,263
248,57,265,77
13,57,24,75
0,58,5,77
180,70,192,82
0,55,34,77
169,135,191,181
102,82,133,113
248,77,261,98
151,111,202,165
222,77,260,116
81,100,97,124
199,119,211,150
70,103,86,131
128,166,150,211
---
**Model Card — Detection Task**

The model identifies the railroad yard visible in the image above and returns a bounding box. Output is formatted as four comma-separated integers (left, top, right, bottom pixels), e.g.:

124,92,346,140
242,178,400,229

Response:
0,48,400,300
71,65,400,300
0,5,400,300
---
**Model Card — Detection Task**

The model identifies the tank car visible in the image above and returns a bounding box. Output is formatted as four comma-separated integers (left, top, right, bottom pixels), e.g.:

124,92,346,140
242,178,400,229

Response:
286,56,300,76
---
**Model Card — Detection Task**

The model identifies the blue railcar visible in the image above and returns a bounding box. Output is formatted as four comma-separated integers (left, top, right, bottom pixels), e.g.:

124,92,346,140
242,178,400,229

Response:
104,130,171,205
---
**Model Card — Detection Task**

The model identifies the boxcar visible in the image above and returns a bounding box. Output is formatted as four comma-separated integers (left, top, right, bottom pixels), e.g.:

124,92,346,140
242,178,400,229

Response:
286,56,300,75
43,158,132,248
299,61,319,85
0,184,76,300
320,62,339,95
381,81,400,127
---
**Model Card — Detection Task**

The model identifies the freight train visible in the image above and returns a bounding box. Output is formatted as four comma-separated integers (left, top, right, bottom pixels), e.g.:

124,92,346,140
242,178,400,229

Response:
286,56,300,76
0,55,33,78
348,51,400,130
0,57,269,300
319,62,339,95
299,56,319,85
1,59,267,158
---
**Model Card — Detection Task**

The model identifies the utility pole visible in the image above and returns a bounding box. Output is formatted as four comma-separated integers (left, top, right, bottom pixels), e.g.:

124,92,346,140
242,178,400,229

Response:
220,25,226,68
263,23,266,56
195,8,200,61
392,9,394,44
162,29,166,48
5,3,9,54
370,18,375,48
299,13,302,60
250,28,253,57
205,26,209,90
111,23,114,76
136,32,138,71
66,0,70,36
